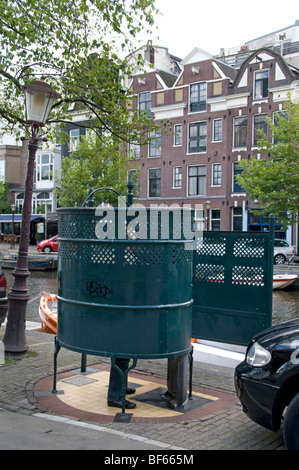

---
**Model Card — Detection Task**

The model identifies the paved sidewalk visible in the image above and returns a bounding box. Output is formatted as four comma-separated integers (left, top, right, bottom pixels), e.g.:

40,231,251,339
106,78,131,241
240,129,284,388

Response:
0,242,39,253
0,326,286,450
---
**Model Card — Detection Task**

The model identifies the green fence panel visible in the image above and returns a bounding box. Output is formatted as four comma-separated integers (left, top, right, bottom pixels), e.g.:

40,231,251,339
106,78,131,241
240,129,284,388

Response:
192,230,274,346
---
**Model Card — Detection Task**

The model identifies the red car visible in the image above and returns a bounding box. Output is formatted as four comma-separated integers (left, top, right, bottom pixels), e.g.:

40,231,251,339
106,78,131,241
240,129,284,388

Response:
37,235,58,253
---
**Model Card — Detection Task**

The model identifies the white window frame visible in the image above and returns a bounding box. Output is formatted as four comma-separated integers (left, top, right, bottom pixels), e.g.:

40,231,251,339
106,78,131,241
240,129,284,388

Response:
233,116,248,149
212,163,222,187
189,82,207,113
173,124,183,146
187,164,206,196
232,207,243,231
232,161,245,193
254,69,269,100
188,121,207,154
139,91,151,116
36,152,54,183
148,130,161,158
211,209,221,231
252,113,268,146
173,166,182,188
273,110,287,144
212,119,222,142
128,132,141,160
69,128,80,152
85,128,97,142
148,168,161,198
194,208,204,231
34,192,52,215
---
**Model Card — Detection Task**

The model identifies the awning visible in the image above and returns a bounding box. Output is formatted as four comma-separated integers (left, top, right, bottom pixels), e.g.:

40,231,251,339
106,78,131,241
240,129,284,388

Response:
0,214,44,223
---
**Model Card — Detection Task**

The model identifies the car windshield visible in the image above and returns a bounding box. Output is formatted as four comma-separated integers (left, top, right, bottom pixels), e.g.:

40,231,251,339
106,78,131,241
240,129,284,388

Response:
274,240,289,247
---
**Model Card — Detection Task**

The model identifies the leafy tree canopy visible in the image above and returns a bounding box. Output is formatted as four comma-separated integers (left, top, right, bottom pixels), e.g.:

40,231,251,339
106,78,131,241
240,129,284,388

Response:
0,0,159,142
56,132,138,207
0,181,11,213
237,99,299,228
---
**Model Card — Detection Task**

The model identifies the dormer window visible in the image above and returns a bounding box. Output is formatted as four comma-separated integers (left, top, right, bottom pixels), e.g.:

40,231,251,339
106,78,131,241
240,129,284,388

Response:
139,91,151,117
254,70,269,99
190,82,207,112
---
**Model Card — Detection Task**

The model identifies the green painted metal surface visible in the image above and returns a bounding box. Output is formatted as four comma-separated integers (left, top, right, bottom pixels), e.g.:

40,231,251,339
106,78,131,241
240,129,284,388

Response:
57,207,193,358
57,205,274,352
192,229,274,346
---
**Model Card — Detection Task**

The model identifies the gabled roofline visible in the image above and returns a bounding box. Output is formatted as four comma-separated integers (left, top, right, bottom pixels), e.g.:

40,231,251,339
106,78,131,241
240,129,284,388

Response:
231,47,295,89
181,47,214,65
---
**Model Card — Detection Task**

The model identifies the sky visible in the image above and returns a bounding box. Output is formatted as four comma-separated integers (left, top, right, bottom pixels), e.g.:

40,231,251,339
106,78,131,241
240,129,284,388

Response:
140,0,299,59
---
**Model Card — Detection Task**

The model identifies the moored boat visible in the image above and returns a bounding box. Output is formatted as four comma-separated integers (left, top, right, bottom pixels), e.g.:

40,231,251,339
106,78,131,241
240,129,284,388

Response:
1,255,57,270
273,274,298,290
38,293,57,334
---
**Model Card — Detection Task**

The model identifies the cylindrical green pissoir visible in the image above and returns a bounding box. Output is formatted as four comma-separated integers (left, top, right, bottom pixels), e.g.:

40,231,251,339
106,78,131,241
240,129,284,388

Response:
56,207,194,359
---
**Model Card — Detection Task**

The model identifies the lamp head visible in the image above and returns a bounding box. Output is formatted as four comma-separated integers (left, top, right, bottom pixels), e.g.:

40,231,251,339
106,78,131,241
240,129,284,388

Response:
23,80,61,127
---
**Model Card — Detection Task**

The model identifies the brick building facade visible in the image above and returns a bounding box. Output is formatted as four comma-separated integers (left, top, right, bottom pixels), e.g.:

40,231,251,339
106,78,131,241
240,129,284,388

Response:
126,46,299,244
2,23,298,246
0,142,29,196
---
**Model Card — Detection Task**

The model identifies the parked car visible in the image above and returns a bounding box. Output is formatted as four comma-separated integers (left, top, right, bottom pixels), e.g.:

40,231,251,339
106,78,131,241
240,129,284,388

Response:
37,235,58,253
235,318,299,450
0,267,8,326
273,239,295,265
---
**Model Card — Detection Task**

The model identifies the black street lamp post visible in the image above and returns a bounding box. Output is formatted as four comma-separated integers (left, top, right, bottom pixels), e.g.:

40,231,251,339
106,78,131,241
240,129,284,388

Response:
10,203,15,249
3,81,60,355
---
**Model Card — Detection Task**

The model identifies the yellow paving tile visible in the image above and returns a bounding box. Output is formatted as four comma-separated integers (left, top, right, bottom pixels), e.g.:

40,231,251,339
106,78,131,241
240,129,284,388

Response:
55,370,219,418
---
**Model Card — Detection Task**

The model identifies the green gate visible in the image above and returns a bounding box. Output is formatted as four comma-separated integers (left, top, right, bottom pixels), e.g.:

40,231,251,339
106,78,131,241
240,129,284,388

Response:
192,228,274,346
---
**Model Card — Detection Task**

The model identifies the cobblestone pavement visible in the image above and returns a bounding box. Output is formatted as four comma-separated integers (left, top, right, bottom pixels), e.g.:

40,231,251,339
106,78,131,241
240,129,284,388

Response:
0,327,286,450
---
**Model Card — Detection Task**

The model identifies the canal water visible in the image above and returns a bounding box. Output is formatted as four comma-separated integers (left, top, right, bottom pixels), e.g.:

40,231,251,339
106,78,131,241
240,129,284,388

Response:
4,269,58,322
3,268,299,326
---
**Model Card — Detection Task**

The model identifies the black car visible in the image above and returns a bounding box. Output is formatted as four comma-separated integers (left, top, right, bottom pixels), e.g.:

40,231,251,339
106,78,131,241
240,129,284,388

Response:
235,318,299,450
0,267,8,326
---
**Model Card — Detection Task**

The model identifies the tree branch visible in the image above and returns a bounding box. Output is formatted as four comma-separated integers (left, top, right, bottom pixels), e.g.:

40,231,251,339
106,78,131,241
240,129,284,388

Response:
0,67,22,90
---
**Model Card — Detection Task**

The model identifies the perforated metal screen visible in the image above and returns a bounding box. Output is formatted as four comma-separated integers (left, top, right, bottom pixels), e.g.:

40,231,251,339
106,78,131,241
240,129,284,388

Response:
192,231,274,346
